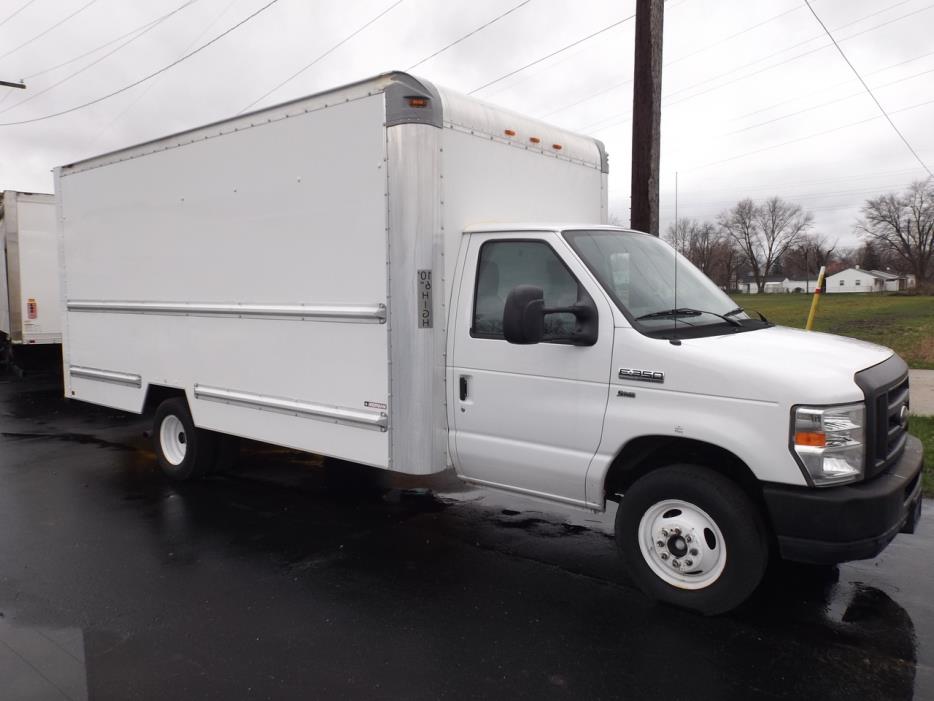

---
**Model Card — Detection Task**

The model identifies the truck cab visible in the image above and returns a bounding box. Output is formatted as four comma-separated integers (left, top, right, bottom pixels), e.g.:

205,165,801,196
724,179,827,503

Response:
449,224,923,614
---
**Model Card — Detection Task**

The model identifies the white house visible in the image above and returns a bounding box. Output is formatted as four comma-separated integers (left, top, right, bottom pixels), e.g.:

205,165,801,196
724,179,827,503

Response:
824,267,912,293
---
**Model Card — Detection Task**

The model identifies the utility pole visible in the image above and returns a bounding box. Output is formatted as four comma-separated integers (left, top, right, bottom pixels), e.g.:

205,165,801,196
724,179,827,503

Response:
630,0,664,236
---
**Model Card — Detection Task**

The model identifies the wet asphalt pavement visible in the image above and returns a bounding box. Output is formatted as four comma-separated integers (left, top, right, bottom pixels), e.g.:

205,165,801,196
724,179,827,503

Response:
0,355,932,700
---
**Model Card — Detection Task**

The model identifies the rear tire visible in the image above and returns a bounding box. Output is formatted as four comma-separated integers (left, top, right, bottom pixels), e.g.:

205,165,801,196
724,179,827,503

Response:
153,398,216,481
615,464,769,615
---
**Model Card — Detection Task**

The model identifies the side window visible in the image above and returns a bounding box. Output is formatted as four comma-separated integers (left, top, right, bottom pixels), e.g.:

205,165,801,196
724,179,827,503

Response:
855,279,861,286
471,240,587,341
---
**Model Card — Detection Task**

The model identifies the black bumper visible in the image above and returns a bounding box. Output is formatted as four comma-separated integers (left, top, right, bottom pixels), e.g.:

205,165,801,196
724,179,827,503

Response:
763,435,924,564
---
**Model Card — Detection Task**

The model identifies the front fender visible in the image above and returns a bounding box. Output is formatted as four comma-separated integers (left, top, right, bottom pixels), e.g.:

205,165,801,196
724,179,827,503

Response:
585,386,807,507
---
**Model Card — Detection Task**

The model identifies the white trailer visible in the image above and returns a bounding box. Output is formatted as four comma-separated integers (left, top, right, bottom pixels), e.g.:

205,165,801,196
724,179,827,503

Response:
56,72,922,614
1,190,62,350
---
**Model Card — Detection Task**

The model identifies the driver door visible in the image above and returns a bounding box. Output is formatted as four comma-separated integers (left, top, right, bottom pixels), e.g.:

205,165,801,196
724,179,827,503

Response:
449,232,614,507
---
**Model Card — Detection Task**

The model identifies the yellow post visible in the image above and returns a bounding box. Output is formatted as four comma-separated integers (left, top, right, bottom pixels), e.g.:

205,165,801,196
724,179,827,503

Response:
805,265,826,331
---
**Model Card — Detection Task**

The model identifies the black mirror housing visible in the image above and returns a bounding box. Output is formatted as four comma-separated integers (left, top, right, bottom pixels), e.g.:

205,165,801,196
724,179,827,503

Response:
503,285,546,344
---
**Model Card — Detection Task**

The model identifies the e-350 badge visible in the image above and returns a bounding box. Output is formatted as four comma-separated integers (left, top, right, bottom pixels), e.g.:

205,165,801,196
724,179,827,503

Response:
618,368,664,383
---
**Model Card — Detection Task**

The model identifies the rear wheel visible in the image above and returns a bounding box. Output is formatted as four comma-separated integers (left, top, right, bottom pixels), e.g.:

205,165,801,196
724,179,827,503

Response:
153,398,216,481
616,464,769,615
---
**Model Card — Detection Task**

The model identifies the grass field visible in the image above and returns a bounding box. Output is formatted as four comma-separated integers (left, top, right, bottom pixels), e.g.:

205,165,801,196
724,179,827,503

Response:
730,293,934,369
910,416,934,497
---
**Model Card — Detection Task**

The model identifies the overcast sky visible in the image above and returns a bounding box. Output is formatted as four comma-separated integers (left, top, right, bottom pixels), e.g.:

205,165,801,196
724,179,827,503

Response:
0,0,932,247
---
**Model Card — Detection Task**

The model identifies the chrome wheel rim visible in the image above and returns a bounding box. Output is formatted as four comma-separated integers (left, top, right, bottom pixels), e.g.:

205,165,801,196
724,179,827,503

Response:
159,415,187,466
638,499,726,589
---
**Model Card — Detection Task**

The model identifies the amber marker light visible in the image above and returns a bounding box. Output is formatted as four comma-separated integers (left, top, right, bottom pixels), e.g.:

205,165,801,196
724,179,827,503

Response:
529,136,541,144
552,143,563,150
504,129,516,137
407,97,428,108
794,432,826,448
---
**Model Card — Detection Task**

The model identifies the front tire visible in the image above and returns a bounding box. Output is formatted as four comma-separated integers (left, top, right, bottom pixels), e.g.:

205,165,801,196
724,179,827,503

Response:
616,465,769,615
153,398,217,481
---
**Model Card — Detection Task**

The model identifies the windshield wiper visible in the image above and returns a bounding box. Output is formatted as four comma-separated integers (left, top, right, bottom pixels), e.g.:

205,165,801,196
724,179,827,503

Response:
727,305,771,324
636,307,742,327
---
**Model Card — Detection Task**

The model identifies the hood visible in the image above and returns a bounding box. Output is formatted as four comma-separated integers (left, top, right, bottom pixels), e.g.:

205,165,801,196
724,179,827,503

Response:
617,325,893,406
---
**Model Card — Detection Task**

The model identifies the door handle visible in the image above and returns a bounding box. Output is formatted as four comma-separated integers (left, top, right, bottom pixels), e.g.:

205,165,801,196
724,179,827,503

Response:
459,375,468,401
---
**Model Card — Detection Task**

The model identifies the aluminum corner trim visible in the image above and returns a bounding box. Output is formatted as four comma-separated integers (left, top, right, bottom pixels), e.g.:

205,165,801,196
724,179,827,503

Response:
69,365,142,387
385,73,442,128
66,300,387,323
594,138,609,174
194,385,388,431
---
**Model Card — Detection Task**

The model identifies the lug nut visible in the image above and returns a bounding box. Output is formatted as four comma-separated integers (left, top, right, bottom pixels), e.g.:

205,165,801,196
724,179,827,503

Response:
661,529,669,537
690,548,699,556
685,535,692,543
685,559,693,567
661,553,669,560
674,528,681,535
672,560,681,568
656,540,665,548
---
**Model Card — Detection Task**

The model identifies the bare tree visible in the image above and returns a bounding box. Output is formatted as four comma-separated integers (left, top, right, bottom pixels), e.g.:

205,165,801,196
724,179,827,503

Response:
857,180,934,282
664,217,735,287
719,197,812,293
782,232,837,281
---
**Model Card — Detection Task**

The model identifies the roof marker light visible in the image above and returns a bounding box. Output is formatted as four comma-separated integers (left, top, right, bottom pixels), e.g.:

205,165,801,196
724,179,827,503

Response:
529,136,541,144
552,143,563,150
504,129,516,137
407,96,428,108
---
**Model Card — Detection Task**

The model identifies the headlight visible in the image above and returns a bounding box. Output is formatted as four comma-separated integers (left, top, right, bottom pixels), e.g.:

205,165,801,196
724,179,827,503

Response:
791,403,865,486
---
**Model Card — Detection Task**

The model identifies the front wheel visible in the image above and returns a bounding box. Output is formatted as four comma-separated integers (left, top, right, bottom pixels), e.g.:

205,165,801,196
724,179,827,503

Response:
616,465,769,615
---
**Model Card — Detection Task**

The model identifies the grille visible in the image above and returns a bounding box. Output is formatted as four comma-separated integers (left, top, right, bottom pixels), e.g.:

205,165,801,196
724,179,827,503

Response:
857,360,909,481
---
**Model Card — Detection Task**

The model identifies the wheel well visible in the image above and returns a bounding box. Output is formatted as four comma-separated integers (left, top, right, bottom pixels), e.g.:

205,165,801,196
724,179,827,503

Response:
142,384,187,416
604,436,765,508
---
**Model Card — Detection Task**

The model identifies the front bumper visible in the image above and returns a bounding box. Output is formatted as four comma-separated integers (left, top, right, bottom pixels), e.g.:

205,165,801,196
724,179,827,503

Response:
762,435,924,564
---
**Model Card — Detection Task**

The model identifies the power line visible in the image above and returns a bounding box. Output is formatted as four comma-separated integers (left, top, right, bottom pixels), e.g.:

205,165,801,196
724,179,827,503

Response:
22,0,200,81
803,0,932,178
89,0,241,149
541,0,919,122
468,12,637,95
238,0,404,114
577,1,934,134
0,0,39,29
686,97,934,173
407,0,532,71
0,0,200,116
0,0,102,62
0,0,283,127
539,4,804,120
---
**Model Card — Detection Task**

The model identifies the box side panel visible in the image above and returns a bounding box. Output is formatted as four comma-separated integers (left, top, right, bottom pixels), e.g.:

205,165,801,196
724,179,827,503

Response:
386,123,447,474
439,128,605,287
60,93,391,468
13,195,61,344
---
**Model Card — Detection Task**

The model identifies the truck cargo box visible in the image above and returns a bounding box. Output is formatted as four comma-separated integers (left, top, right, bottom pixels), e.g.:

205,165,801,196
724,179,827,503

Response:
1,190,61,346
56,72,607,474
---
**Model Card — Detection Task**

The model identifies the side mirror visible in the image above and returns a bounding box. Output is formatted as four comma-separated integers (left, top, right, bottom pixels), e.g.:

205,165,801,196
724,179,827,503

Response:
503,285,545,344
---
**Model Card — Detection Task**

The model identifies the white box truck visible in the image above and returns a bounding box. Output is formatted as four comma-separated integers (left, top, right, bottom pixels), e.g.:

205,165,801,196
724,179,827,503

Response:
1,190,62,358
55,72,923,614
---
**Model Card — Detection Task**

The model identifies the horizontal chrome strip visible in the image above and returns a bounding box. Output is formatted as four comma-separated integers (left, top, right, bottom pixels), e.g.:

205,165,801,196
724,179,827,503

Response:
69,365,142,388
67,300,386,323
194,385,388,431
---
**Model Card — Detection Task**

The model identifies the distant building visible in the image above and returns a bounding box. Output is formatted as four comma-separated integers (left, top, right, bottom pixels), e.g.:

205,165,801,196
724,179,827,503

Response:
736,273,785,294
824,267,913,293
782,278,818,293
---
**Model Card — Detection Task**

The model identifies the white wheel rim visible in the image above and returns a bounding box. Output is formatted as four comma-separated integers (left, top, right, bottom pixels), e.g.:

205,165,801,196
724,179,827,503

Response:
638,499,727,590
159,414,188,466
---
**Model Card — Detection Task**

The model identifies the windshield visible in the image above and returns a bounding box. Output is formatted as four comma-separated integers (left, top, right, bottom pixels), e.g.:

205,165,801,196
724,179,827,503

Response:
563,229,751,336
